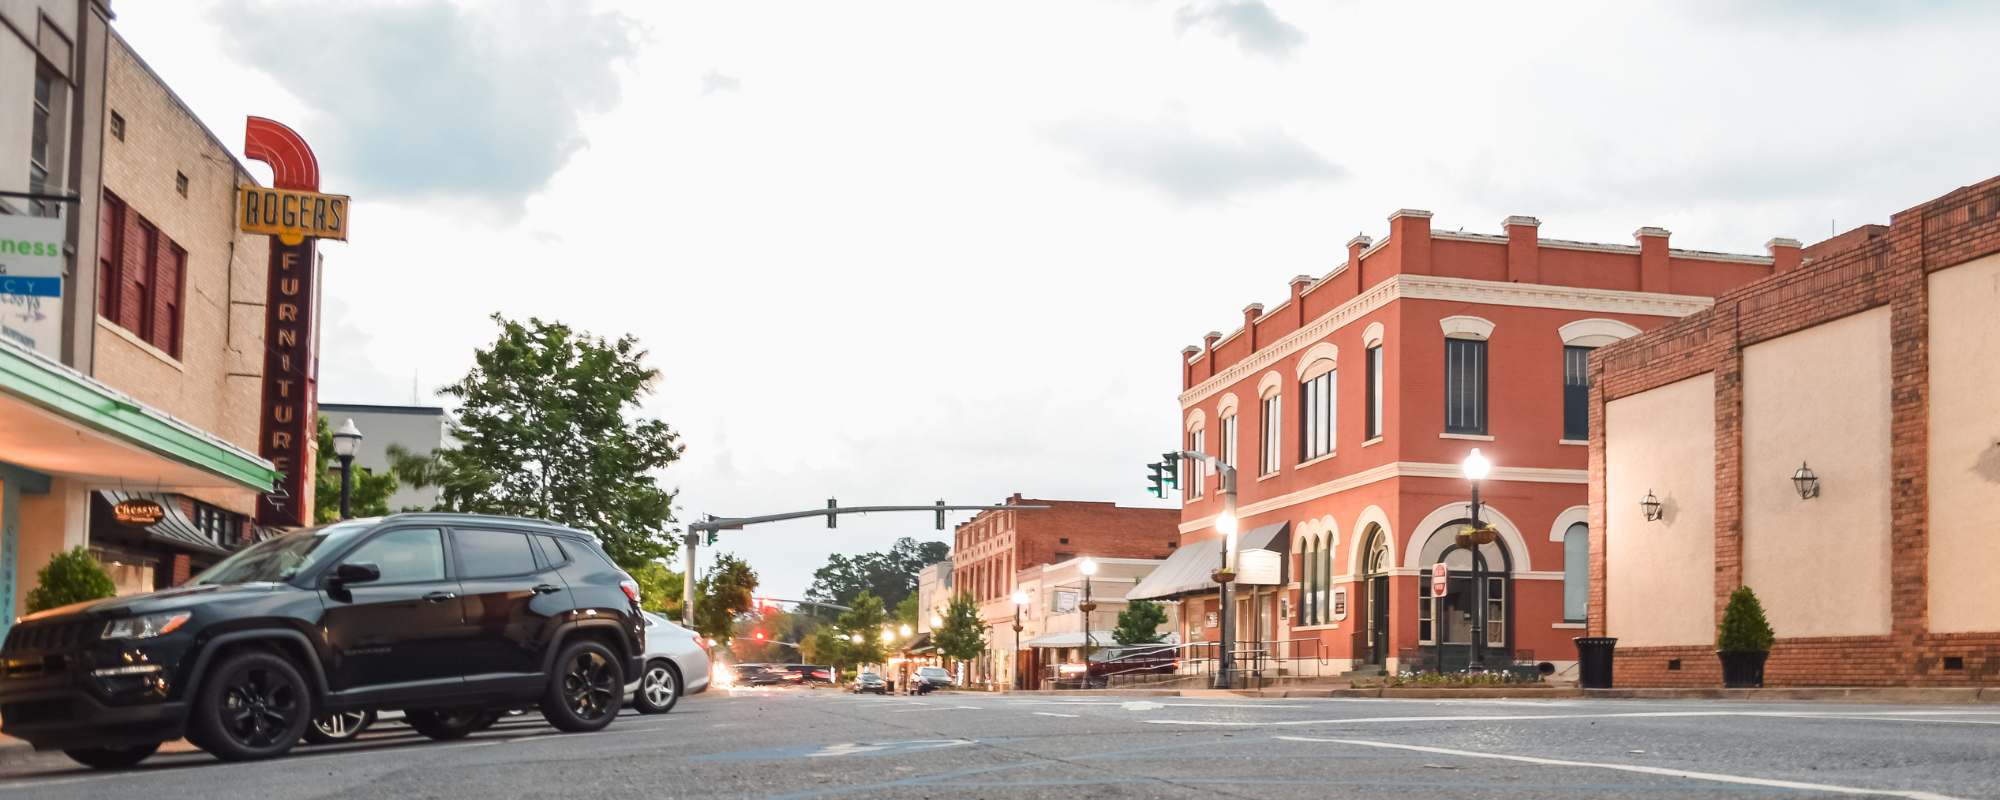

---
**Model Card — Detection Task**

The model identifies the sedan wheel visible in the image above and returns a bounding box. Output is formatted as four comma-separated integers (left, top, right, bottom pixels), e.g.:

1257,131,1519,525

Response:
632,661,679,714
303,709,375,744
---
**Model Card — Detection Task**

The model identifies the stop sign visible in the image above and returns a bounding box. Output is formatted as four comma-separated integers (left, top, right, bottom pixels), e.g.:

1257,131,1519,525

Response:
1431,562,1447,596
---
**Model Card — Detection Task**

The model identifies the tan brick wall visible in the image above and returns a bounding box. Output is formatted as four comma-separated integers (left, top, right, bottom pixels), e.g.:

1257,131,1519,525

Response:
1589,174,2000,687
95,35,266,514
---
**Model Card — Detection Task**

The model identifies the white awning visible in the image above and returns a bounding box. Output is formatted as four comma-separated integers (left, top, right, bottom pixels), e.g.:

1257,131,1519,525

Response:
1126,535,1225,601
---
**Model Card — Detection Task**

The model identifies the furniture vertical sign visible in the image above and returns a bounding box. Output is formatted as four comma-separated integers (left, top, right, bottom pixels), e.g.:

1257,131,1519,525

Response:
241,117,343,527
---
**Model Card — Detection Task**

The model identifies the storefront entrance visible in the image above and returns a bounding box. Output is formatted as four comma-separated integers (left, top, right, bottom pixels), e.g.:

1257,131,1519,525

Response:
1359,525,1390,666
1416,521,1511,672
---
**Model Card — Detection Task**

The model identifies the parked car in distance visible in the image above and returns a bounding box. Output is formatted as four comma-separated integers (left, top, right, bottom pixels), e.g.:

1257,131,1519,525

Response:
784,664,835,683
733,663,798,686
625,612,710,714
1088,644,1179,678
0,514,646,769
912,666,953,691
852,672,887,694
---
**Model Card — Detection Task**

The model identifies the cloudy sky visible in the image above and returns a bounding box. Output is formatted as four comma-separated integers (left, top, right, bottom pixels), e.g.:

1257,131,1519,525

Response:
116,0,2000,598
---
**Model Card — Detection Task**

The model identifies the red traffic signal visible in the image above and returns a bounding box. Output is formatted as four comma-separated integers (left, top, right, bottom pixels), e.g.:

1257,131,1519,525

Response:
754,630,766,641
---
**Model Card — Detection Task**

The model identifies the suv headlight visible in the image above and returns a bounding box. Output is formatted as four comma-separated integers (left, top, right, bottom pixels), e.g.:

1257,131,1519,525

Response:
101,612,191,640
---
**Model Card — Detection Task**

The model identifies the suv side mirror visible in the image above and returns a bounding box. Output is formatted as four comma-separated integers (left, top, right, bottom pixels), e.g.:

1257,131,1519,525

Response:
335,562,382,585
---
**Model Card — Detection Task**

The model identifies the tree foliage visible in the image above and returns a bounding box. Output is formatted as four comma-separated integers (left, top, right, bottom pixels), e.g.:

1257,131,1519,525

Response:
804,537,950,611
894,593,919,628
393,315,684,570
313,415,400,523
932,591,987,663
1112,599,1169,646
1717,585,1776,652
630,561,683,617
694,553,758,645
834,590,888,667
26,546,117,613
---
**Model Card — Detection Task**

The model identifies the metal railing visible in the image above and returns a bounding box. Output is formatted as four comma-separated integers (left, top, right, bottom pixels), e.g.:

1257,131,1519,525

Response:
1043,639,1335,690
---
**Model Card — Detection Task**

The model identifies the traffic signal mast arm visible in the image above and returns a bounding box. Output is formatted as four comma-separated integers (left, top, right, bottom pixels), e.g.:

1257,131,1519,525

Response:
680,500,1050,628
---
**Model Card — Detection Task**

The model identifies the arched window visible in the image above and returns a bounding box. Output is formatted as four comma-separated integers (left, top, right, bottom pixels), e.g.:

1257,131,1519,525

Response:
1416,522,1512,648
1563,522,1589,622
1317,534,1333,626
1300,536,1319,625
1302,361,1336,461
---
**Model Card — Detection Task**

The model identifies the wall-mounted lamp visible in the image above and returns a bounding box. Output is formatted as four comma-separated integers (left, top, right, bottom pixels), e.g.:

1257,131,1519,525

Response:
1793,462,1820,500
1641,490,1663,522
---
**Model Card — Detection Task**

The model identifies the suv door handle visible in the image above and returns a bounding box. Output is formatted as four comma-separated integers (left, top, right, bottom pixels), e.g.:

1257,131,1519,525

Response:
533,584,563,594
423,591,457,602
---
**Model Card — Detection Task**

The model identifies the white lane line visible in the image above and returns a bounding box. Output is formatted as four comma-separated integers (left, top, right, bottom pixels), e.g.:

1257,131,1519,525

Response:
1034,712,1080,718
1147,709,2000,727
1276,737,1967,800
890,706,982,713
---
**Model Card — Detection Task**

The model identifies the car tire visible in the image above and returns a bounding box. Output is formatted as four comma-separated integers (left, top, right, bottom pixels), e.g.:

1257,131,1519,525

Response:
186,650,312,762
404,708,492,741
302,709,376,744
63,743,160,769
539,639,623,733
632,660,679,714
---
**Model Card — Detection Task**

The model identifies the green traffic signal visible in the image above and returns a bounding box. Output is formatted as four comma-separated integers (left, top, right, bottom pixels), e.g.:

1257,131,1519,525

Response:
1147,462,1164,497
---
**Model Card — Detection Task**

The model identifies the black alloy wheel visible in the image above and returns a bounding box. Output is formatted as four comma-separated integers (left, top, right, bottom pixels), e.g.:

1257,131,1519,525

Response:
632,660,679,714
64,743,160,770
187,651,312,761
303,709,376,744
539,639,623,732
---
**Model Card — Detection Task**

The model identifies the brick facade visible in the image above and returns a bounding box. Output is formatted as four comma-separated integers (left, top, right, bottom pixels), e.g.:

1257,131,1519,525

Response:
1589,175,2000,687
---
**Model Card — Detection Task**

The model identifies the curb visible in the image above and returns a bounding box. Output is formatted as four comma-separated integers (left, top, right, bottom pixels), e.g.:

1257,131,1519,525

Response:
1583,687,2000,704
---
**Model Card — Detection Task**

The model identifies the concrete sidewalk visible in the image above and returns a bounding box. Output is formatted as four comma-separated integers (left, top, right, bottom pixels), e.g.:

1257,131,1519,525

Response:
1007,685,2000,703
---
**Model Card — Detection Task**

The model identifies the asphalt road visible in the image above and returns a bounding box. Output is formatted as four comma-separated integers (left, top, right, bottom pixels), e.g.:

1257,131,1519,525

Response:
0,688,1996,799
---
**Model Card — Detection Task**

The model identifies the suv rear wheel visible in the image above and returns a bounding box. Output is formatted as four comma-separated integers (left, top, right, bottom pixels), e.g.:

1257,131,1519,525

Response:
632,660,678,714
187,650,312,761
64,743,160,769
540,639,622,732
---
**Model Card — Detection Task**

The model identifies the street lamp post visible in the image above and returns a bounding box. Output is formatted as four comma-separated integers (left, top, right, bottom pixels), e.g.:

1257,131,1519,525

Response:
1458,448,1495,671
331,419,363,520
1011,590,1028,690
1078,558,1098,686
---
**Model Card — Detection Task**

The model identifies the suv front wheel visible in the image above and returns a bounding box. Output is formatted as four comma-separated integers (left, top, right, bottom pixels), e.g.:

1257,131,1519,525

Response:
540,639,623,732
187,650,312,761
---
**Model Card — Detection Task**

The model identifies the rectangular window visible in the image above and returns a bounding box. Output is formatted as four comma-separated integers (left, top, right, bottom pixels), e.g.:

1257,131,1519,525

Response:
110,110,125,141
95,190,187,358
1563,345,1593,441
29,70,59,217
1445,339,1487,435
1365,345,1384,440
1418,583,1434,644
1260,395,1281,475
1220,415,1237,469
1302,370,1335,460
1186,429,1205,499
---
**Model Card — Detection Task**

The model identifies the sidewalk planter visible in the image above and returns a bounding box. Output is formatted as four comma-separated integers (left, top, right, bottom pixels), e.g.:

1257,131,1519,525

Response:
1717,651,1769,688
1573,637,1618,689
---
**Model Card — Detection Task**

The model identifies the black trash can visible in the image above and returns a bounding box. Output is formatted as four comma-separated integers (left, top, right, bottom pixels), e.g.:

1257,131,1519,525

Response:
1574,637,1617,689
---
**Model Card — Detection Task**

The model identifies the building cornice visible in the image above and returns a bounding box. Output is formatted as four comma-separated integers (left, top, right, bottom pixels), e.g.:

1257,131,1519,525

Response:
1179,274,1715,408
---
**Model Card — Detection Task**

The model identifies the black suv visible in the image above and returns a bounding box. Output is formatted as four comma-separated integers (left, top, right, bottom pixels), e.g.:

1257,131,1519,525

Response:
0,514,644,769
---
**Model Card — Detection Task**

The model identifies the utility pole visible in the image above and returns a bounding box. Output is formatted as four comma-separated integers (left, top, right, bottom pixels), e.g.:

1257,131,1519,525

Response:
680,500,1048,629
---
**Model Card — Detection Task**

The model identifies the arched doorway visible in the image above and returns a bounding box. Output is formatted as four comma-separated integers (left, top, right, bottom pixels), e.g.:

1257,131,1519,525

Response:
1417,521,1512,673
1358,524,1391,667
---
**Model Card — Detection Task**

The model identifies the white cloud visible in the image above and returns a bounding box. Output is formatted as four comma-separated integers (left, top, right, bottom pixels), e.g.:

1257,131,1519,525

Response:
1046,115,1347,204
701,69,741,96
1174,0,1308,62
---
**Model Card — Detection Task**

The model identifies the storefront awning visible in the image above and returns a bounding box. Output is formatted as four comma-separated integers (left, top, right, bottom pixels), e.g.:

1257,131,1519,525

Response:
96,491,234,555
0,339,278,492
1127,536,1226,601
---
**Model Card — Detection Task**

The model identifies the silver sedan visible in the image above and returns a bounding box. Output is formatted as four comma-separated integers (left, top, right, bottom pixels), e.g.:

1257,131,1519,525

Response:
624,611,712,713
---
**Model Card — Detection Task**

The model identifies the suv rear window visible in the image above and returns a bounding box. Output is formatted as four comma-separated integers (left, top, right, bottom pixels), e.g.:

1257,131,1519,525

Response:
455,530,538,578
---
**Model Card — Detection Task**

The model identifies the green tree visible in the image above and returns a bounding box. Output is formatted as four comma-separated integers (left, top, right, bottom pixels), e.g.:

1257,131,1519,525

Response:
894,593,919,628
393,315,684,570
630,561,683,617
932,591,987,663
313,415,400,523
836,590,888,666
694,553,758,645
1112,599,1168,646
809,627,851,674
804,537,950,611
25,546,117,613
1717,585,1776,652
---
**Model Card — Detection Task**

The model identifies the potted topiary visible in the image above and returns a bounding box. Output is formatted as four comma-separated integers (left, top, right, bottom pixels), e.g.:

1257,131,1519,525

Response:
1716,585,1776,688
24,546,118,613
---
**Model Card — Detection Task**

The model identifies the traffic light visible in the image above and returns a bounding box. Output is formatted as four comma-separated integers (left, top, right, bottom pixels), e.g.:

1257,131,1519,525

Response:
706,530,718,546
935,499,946,530
827,497,838,529
754,630,766,641
1159,454,1180,489
1146,463,1164,498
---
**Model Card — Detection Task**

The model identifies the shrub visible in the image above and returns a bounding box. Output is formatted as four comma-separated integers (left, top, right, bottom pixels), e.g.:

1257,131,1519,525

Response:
1716,585,1776,652
25,546,118,613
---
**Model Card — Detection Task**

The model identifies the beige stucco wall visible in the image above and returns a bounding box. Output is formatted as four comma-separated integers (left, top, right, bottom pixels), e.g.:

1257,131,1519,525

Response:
1927,253,2000,634
1605,373,1715,647
1740,306,1893,639
95,35,267,517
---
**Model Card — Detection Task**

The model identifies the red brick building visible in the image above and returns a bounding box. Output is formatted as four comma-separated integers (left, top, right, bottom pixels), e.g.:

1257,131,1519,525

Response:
1590,176,2000,687
947,494,1178,684
1135,209,1793,678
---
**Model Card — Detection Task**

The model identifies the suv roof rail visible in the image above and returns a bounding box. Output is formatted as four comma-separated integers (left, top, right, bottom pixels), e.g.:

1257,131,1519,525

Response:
379,511,588,535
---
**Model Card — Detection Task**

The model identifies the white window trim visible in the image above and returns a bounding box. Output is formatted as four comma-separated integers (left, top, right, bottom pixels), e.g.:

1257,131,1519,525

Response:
1440,315,1496,341
1362,322,1385,348
1558,318,1642,347
1439,432,1494,441
1294,342,1339,380
1559,438,1588,446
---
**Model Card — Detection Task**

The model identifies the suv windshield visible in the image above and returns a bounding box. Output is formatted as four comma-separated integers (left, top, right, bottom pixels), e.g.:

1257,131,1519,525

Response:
190,520,379,585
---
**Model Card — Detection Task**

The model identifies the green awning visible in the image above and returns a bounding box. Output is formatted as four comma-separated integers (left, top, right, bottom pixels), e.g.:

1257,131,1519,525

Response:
0,339,278,492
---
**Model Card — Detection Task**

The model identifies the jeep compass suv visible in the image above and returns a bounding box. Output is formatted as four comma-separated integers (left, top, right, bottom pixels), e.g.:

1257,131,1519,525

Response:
0,514,644,769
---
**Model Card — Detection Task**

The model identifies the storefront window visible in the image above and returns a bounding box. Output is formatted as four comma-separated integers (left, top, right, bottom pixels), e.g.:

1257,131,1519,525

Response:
90,546,156,597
